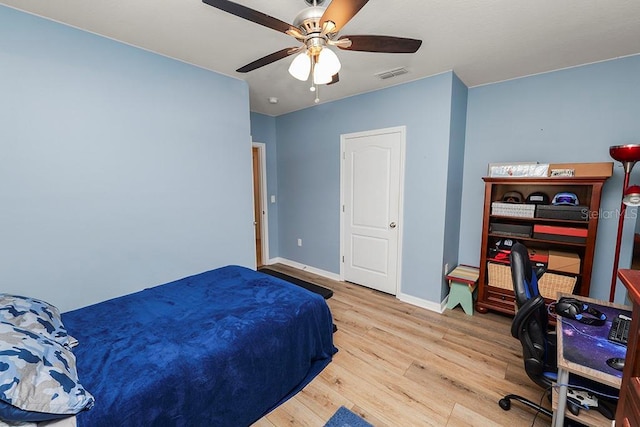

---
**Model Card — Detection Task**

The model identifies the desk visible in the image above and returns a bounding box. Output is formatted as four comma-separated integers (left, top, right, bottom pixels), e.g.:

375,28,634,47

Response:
615,269,640,426
553,294,630,427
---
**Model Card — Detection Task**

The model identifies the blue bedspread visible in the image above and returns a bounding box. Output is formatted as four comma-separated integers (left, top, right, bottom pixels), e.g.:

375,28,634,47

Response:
62,265,336,426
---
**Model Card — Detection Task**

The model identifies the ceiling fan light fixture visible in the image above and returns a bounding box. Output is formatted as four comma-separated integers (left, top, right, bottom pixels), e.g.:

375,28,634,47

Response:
288,51,311,81
313,47,340,84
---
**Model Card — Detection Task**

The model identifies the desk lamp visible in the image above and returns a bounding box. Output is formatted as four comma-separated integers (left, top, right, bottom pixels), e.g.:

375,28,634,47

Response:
609,144,640,302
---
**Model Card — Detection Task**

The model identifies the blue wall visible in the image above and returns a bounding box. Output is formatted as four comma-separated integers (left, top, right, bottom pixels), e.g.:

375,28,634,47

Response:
460,55,640,303
266,72,466,303
0,6,255,311
441,73,469,297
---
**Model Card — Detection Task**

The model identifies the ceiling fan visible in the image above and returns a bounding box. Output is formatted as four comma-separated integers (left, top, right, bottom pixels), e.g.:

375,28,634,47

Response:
202,0,422,102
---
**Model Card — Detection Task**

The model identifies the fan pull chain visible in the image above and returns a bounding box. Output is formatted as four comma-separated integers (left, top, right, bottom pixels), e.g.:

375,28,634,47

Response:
307,49,320,103
310,55,317,94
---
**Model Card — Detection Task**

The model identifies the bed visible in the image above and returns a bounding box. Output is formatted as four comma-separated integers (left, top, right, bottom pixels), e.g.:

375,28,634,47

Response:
0,265,336,427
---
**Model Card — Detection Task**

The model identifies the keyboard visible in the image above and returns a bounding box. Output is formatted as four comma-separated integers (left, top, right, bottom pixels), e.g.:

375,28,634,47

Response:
608,315,631,345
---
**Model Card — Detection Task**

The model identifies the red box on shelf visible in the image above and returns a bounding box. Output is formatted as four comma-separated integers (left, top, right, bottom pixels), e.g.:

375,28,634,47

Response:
533,224,587,244
528,248,549,264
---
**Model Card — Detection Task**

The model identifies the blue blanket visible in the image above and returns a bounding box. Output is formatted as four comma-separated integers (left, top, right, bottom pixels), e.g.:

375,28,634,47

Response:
62,265,336,426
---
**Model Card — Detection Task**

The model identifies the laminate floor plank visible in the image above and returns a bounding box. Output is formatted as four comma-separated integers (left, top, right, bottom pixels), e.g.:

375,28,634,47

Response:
294,376,355,421
446,403,505,427
264,397,325,427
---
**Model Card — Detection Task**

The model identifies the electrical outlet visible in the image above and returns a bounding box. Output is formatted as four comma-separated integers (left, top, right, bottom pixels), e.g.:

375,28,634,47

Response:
444,263,449,275
297,238,302,247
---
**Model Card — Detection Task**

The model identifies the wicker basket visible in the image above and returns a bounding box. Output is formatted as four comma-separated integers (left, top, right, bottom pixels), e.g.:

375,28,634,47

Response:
487,262,513,291
538,273,577,300
487,262,576,299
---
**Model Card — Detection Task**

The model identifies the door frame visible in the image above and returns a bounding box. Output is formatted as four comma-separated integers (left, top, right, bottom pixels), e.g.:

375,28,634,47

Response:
252,142,270,267
339,126,406,294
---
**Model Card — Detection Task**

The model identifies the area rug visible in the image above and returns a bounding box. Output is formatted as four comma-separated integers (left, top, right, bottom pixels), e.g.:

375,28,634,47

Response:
258,268,334,300
324,406,373,427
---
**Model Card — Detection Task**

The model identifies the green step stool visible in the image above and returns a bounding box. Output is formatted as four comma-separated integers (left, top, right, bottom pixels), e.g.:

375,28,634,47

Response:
445,265,479,316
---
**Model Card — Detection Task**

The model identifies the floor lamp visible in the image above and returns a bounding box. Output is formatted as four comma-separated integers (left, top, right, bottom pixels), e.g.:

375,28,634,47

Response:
609,144,640,302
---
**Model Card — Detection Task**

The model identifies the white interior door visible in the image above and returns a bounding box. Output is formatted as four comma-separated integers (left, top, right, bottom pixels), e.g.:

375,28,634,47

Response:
341,127,405,295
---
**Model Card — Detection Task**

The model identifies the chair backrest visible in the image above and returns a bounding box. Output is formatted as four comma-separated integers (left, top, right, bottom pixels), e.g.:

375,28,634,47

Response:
510,242,542,308
509,242,554,388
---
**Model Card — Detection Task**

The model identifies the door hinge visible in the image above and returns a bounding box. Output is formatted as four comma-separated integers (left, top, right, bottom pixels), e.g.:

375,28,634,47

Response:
342,256,344,262
342,205,345,212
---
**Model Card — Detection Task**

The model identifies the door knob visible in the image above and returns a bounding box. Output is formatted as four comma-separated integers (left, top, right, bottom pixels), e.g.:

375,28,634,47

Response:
390,222,397,229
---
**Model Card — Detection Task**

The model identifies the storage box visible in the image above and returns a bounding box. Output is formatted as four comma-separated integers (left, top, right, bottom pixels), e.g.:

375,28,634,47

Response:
488,162,549,178
535,205,589,221
490,222,532,238
487,262,576,299
532,224,587,244
548,250,581,274
547,162,613,178
528,248,549,264
491,202,536,218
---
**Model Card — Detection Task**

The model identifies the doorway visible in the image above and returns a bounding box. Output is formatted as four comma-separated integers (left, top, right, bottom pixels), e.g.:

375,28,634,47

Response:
252,143,269,268
340,126,406,295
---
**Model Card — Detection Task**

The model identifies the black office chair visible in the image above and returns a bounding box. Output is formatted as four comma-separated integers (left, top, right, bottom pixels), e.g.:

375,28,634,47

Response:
498,242,618,420
498,242,555,417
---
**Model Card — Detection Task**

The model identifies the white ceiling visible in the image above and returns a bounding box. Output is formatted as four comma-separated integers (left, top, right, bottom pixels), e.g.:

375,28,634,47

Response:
3,0,640,116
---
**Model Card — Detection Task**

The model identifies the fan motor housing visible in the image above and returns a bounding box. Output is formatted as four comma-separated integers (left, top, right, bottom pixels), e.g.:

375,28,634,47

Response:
293,6,325,35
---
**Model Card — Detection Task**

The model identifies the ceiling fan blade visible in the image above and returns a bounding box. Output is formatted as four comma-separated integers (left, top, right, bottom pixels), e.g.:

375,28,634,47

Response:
338,35,422,53
327,73,339,85
320,0,370,33
202,0,295,34
236,48,298,73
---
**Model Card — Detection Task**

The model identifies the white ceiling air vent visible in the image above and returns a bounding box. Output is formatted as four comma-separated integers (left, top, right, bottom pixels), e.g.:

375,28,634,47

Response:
375,67,409,80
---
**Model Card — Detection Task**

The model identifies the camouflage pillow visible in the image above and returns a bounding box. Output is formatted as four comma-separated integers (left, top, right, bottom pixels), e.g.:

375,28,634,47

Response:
0,322,94,421
0,294,72,348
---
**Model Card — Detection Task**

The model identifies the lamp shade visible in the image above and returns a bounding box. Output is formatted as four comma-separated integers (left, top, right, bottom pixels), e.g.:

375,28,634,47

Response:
623,185,640,206
610,144,640,163
289,52,311,81
313,48,341,85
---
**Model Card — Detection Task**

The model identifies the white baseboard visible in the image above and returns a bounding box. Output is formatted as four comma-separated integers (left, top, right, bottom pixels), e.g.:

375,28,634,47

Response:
397,292,448,314
267,257,448,314
266,257,342,282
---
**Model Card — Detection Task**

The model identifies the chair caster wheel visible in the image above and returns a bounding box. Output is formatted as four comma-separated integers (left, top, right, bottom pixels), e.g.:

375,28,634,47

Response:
499,398,511,411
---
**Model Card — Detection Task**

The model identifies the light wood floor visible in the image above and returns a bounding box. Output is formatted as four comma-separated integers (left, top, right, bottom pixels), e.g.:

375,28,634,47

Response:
252,264,551,427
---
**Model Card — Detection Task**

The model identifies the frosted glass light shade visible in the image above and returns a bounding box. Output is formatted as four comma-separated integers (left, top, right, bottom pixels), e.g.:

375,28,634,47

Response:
313,48,340,85
288,52,311,81
313,68,333,84
623,185,640,206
